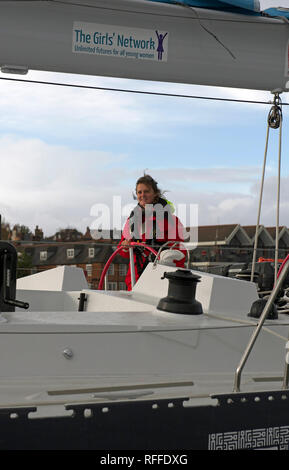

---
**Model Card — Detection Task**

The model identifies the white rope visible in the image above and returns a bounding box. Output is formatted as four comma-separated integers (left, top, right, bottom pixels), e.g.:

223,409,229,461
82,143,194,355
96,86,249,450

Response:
250,123,270,282
275,112,283,282
250,92,283,283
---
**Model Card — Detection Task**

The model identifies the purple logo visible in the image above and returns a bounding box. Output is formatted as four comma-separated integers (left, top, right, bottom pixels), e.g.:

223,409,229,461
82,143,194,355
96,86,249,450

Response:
155,30,168,61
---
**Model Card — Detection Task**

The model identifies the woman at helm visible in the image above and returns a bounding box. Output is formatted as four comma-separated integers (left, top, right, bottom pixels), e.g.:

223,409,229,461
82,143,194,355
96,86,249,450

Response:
118,174,186,290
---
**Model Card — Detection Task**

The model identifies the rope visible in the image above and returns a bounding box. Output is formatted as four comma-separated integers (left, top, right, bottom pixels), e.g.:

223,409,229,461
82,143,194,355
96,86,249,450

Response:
250,92,283,283
0,76,287,106
250,123,269,282
275,100,283,282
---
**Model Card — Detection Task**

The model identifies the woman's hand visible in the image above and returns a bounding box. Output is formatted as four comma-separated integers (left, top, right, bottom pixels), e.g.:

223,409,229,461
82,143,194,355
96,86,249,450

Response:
121,239,131,252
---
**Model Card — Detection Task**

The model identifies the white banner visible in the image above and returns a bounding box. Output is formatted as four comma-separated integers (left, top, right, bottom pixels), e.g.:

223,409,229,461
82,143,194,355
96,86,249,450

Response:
72,21,169,62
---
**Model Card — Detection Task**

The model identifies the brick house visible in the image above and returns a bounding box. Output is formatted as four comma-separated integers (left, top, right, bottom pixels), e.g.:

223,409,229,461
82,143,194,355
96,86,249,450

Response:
22,240,129,290
188,224,289,268
190,224,252,265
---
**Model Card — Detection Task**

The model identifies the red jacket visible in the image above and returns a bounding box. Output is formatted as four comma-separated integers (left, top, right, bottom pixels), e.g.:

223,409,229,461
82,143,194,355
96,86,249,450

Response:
118,199,186,290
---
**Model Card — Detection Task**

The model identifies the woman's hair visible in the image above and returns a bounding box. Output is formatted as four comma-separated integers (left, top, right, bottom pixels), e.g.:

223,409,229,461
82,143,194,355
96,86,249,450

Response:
135,174,162,201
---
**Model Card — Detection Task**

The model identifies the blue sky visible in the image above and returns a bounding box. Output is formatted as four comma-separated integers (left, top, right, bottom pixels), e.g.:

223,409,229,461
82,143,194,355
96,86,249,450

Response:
0,0,289,236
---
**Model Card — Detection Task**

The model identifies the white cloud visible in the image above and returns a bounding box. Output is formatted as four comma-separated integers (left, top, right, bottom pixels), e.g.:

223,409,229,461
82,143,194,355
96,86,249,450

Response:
0,72,154,138
170,173,289,228
0,133,287,236
151,166,260,185
0,68,278,148
259,0,289,9
0,136,130,234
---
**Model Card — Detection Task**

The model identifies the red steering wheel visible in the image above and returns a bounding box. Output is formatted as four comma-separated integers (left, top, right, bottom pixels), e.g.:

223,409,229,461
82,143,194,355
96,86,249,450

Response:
276,253,289,280
98,242,158,290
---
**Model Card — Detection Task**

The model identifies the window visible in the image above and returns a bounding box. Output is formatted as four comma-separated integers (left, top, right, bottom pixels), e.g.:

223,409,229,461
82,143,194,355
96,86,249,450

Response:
119,264,127,276
108,264,114,275
67,248,75,259
86,264,92,277
88,247,95,258
119,282,127,291
108,282,117,291
40,251,47,261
